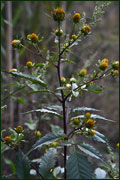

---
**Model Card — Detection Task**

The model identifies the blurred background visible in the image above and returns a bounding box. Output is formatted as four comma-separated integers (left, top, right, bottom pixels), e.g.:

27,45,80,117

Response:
1,1,119,178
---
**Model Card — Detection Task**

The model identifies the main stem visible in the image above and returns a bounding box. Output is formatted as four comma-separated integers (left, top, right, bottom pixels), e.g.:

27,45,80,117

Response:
57,21,67,179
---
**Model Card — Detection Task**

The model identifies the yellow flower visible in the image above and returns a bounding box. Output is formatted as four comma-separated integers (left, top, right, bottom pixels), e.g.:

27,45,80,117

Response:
85,112,91,119
4,136,12,144
30,33,38,43
111,70,119,77
79,69,87,77
73,118,79,125
11,40,21,48
99,62,108,71
81,25,91,35
117,143,119,147
34,130,42,137
88,130,95,136
61,76,66,83
73,13,81,23
102,58,109,63
50,142,58,148
26,61,33,68
53,8,65,21
70,77,76,83
112,61,119,70
15,126,23,133
72,34,77,40
86,119,95,128
9,68,17,72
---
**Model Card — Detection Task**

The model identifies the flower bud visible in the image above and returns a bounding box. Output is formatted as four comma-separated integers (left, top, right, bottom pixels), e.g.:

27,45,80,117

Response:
72,34,77,40
78,69,87,77
85,112,91,119
111,70,119,77
15,126,23,133
102,58,109,63
53,8,65,22
73,118,79,125
86,119,95,128
35,130,42,137
117,143,119,147
11,40,21,48
61,76,66,83
66,83,71,89
112,61,119,70
81,25,91,35
73,13,80,23
30,33,38,43
26,61,33,68
55,29,63,36
70,77,76,83
99,62,108,71
4,136,12,144
88,129,95,136
50,142,58,148
9,68,17,72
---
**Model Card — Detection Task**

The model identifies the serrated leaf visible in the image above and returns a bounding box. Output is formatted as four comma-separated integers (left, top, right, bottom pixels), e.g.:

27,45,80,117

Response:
77,142,104,161
66,152,93,179
39,148,57,178
87,84,102,93
10,72,47,88
91,131,109,144
50,125,64,135
71,107,101,113
22,108,63,119
16,149,30,179
27,133,66,155
71,114,113,122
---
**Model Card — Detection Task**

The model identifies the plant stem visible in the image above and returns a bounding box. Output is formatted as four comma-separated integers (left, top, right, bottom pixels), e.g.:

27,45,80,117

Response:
57,21,67,179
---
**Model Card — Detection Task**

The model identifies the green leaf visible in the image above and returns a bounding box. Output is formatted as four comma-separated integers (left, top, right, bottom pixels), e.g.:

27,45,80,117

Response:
34,63,44,67
22,108,63,119
66,152,93,179
26,89,50,95
1,142,10,154
71,114,113,122
91,131,109,144
4,158,16,175
87,84,102,93
27,133,66,155
50,124,64,135
77,142,104,161
16,149,30,179
71,107,101,113
10,72,47,88
47,105,62,112
39,148,57,178
16,97,25,104
61,59,76,64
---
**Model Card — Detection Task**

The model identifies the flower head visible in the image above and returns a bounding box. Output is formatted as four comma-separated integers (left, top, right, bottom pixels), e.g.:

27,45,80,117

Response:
79,69,87,77
112,61,119,70
55,29,63,36
11,40,21,48
4,136,12,144
73,118,79,125
26,61,33,68
15,126,23,133
86,119,95,128
99,62,108,71
66,83,71,89
30,33,38,43
50,142,58,148
81,25,91,35
111,70,119,77
9,68,17,72
53,8,65,21
73,13,81,23
102,58,109,63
